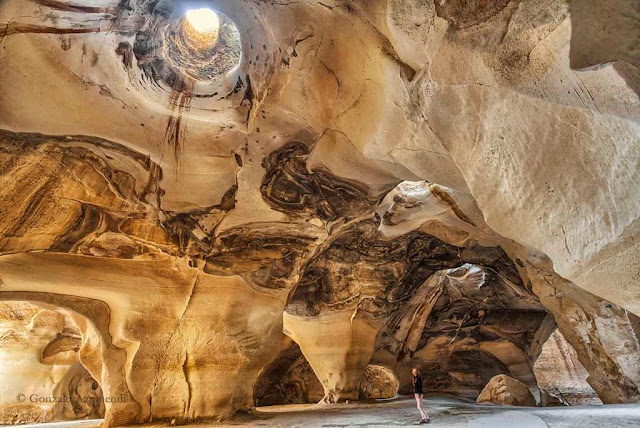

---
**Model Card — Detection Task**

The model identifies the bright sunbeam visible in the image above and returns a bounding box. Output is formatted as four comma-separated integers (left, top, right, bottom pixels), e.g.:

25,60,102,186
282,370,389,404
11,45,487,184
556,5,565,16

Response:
185,8,220,33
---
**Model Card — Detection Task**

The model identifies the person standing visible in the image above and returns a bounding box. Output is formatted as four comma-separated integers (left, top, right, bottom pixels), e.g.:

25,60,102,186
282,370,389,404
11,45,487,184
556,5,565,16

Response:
412,368,430,424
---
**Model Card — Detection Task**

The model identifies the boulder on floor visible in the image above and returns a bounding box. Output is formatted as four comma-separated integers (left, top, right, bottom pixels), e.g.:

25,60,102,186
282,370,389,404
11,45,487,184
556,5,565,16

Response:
359,366,398,400
476,374,536,407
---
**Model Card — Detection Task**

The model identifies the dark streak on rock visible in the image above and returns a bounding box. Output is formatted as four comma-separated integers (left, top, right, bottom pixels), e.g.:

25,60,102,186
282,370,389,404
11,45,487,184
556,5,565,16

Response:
115,41,133,68
164,78,194,166
434,0,513,30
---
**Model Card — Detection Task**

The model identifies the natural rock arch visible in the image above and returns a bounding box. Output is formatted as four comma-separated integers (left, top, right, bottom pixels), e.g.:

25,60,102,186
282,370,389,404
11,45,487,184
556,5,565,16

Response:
533,329,601,405
0,0,639,425
0,297,133,425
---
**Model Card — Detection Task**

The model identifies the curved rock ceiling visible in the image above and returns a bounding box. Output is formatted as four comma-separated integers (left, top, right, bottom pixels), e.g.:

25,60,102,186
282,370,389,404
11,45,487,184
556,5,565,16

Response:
0,0,639,425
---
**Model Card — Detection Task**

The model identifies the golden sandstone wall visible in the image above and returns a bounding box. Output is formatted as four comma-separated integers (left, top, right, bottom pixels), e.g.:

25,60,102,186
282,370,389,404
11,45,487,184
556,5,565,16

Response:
0,0,638,424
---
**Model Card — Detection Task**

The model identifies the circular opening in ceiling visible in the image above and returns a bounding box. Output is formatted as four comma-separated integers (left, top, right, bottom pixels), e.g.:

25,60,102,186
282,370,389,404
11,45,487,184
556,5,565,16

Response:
163,8,242,82
185,8,220,34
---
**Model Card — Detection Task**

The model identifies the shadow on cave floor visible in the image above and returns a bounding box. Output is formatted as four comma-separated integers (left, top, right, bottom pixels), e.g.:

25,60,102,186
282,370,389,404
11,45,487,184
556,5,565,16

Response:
12,396,640,427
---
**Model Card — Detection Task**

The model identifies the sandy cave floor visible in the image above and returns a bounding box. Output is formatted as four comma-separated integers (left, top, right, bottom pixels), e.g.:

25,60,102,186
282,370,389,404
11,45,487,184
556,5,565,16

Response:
12,395,640,428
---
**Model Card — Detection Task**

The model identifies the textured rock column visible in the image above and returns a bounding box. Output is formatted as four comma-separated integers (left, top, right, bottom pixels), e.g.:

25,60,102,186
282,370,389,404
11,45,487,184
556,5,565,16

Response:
527,264,640,403
284,310,379,403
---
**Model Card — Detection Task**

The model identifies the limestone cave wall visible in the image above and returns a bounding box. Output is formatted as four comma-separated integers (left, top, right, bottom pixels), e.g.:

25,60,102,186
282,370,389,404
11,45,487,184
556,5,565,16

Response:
0,0,638,425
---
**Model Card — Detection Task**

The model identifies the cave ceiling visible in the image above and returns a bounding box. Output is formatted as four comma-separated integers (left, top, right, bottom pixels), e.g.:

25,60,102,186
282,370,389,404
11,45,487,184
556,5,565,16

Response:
0,0,639,424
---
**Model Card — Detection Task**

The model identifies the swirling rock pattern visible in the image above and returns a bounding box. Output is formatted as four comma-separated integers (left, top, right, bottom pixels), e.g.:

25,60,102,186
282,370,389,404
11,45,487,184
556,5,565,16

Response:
0,0,639,425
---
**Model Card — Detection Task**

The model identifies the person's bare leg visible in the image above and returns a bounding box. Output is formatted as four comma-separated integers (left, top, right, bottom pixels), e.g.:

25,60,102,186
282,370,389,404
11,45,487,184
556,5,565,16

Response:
415,394,428,421
417,394,429,421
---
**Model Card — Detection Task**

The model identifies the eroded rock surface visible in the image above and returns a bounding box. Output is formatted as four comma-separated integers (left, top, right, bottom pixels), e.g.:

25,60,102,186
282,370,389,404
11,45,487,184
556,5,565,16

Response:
0,302,103,424
253,336,325,407
477,374,537,407
254,337,398,406
534,331,601,405
0,0,639,425
359,365,399,400
285,182,549,401
522,261,640,404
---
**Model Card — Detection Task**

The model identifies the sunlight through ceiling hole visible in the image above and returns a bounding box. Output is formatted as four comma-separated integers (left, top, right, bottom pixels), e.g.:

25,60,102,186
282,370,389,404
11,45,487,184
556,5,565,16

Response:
185,8,220,34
